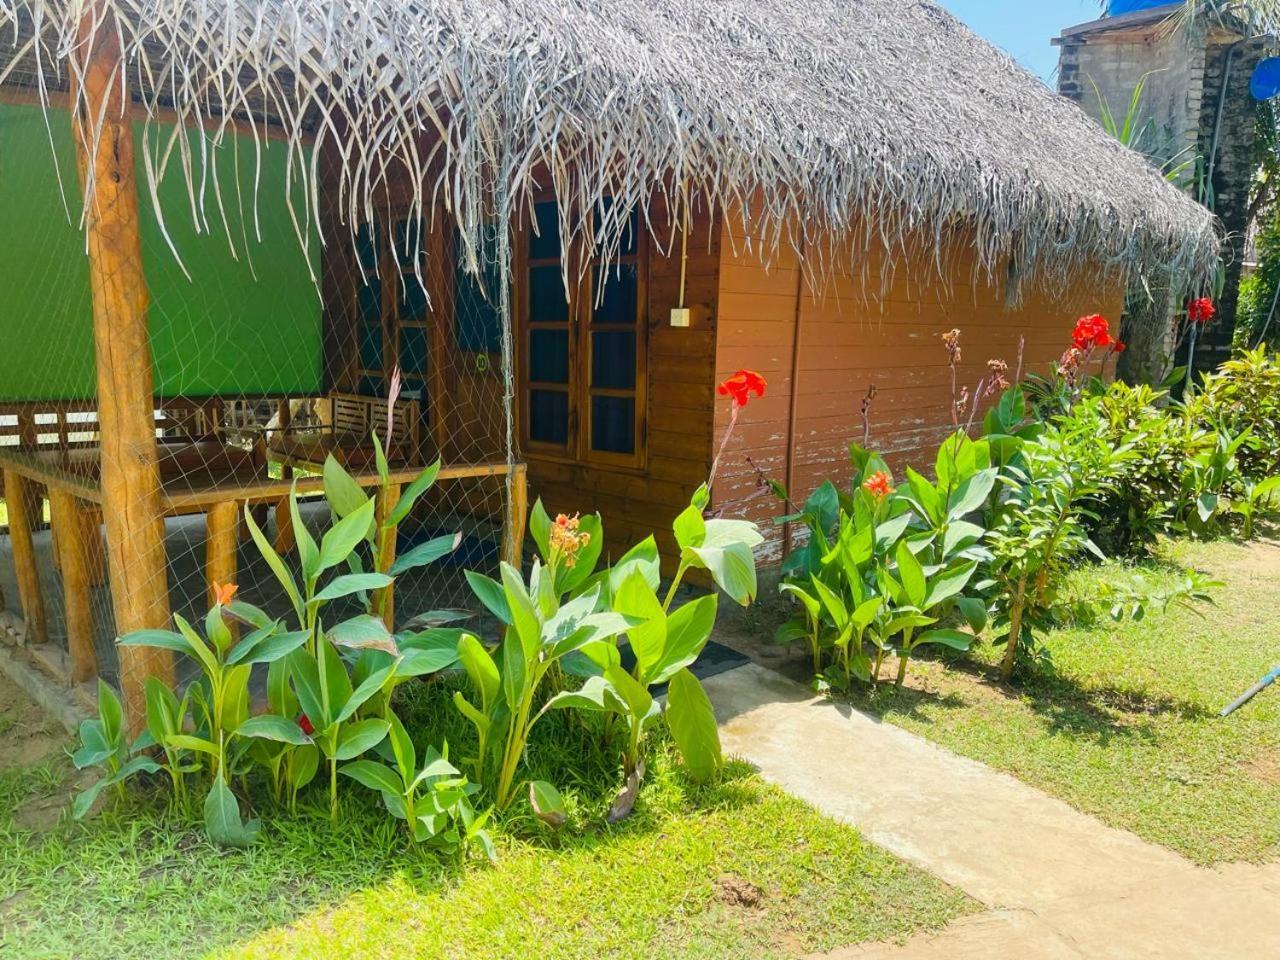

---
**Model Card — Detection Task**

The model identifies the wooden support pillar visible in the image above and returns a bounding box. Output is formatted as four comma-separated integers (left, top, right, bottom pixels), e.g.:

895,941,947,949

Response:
375,483,402,631
274,399,297,554
49,489,95,683
73,15,174,722
206,500,239,640
4,470,47,644
503,464,529,568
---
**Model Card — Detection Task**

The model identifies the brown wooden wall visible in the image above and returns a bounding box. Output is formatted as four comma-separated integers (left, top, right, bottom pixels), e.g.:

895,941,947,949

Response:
524,198,720,563
711,216,1126,564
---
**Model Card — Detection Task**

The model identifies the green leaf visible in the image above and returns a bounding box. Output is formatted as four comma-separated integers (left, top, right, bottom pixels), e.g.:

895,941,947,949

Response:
397,629,464,676
237,714,312,745
334,718,390,760
544,675,627,714
1196,492,1218,523
323,455,370,519
289,487,321,583
390,460,442,527
336,663,397,724
948,469,997,520
328,615,398,655
290,743,320,790
500,629,528,714
811,576,849,628
390,533,461,575
779,582,820,621
72,778,109,819
895,540,927,608
609,537,661,595
386,711,416,783
914,629,974,652
529,780,568,829
165,734,220,757
243,505,305,623
603,664,653,720
312,573,394,606
96,678,124,748
666,669,722,784
652,594,719,684
688,540,758,607
204,775,260,848
500,563,541,656
228,629,309,667
72,719,111,769
287,648,328,731
465,570,511,623
320,498,378,574
923,559,978,610
673,504,707,550
457,633,500,709
613,571,667,677
558,513,604,594
956,597,989,634
529,498,552,556
340,758,404,799
143,677,181,748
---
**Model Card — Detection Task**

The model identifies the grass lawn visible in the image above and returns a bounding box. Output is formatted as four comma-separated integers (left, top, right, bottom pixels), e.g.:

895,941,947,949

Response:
0,674,972,959
852,538,1280,866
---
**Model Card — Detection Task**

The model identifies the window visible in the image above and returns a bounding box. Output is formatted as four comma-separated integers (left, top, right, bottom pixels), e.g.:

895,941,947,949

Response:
519,199,646,466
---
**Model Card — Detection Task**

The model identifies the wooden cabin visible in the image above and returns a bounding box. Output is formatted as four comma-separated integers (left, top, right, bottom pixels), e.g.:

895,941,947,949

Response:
0,0,1217,722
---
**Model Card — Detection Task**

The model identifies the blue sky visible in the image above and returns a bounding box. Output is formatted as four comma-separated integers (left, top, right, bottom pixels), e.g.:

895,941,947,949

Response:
935,0,1105,82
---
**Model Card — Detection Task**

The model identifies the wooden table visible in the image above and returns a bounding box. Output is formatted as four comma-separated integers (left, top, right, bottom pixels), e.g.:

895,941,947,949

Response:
0,444,526,685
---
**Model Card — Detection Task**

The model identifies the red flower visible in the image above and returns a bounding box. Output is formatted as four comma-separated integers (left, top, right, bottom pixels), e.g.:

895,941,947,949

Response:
1189,298,1216,325
863,471,895,500
298,714,314,736
213,582,237,606
1072,315,1113,351
1113,340,1127,354
717,370,767,408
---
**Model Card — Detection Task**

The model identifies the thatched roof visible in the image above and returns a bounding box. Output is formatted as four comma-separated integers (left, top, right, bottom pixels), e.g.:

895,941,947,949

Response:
0,0,1221,290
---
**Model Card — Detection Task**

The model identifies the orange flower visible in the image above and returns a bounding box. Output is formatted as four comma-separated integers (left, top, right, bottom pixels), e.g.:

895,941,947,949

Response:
549,513,591,568
863,471,895,500
716,370,767,408
213,582,238,606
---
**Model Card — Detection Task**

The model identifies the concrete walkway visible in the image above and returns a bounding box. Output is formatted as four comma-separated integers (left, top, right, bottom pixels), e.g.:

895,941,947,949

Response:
703,662,1280,960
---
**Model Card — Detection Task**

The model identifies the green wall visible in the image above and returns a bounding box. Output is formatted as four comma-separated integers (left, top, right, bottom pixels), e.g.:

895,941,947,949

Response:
0,102,321,402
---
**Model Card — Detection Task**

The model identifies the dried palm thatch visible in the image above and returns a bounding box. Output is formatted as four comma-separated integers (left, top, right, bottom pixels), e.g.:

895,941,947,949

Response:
0,0,1221,294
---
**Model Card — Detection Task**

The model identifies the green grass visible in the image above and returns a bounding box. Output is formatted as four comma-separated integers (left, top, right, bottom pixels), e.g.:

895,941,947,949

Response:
0,680,971,959
852,538,1280,866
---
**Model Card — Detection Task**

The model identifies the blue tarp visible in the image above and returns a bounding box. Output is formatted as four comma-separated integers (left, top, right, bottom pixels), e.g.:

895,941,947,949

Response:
1107,0,1178,15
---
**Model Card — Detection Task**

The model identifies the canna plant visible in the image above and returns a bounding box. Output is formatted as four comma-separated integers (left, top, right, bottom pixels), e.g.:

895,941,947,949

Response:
1231,475,1280,539
340,714,496,860
70,680,162,820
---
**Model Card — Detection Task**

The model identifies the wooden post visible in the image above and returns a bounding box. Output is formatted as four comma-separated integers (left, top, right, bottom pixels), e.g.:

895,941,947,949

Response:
49,489,95,683
274,399,296,554
206,500,239,640
503,464,528,568
374,482,401,631
73,14,174,723
3,470,47,645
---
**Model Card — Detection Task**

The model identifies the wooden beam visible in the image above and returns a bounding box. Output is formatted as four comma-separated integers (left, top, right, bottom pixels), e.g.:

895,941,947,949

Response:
49,489,95,683
3,469,47,645
206,500,240,640
503,463,529,567
72,12,174,723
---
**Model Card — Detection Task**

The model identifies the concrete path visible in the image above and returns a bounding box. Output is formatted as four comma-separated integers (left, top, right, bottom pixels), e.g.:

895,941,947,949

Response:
703,662,1280,960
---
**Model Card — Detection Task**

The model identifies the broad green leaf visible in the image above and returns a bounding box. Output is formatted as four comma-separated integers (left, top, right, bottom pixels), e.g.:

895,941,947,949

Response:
466,570,512,623
287,648,328,730
204,775,260,848
956,597,989,634
228,629,309,667
390,460,442,527
850,596,883,631
319,498,377,573
243,505,305,623
328,615,398,655
290,743,320,790
143,677,180,748
689,540,758,607
500,628,527,714
386,711,416,783
529,780,567,829
895,540,927,608
673,504,707,550
165,734,219,757
811,576,849,628
779,582,820,621
312,573,394,605
948,468,997,520
652,594,719,684
334,718,390,760
223,600,274,630
453,691,490,737
221,665,252,734
905,468,943,525
914,628,974,652
289,487,321,582
390,534,461,575
604,664,653,720
72,778,109,819
340,758,404,798
72,720,110,770
323,454,370,519
237,714,312,745
457,633,500,708
613,572,666,676
558,513,604,594
500,563,541,656
544,675,627,714
666,669,722,784
608,536,661,595
97,678,124,748
923,559,978,609
530,498,552,556
1196,492,1218,523
397,629,463,676
336,664,397,724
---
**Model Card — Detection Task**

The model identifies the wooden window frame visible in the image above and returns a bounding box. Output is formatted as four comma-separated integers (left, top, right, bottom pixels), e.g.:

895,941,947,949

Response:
516,198,649,471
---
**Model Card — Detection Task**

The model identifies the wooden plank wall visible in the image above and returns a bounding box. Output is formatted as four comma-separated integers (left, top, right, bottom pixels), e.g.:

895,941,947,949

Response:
712,215,1126,564
526,197,719,562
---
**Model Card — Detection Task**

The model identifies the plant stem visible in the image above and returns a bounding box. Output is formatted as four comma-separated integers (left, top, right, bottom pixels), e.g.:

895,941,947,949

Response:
1000,580,1027,681
329,755,339,822
895,629,913,688
662,561,691,612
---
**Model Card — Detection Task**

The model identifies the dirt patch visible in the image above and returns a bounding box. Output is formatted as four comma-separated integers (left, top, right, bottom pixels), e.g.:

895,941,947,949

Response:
0,669,78,831
1241,753,1280,787
715,874,765,909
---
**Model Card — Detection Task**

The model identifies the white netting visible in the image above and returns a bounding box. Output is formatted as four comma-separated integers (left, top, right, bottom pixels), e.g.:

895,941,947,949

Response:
0,71,519,690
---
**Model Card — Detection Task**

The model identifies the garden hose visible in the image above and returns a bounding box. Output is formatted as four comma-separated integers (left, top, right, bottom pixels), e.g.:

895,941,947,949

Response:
1220,666,1280,716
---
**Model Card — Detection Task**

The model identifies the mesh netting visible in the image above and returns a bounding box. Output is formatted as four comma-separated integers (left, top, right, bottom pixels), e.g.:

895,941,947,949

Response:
0,86,518,690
